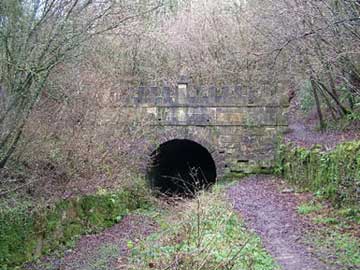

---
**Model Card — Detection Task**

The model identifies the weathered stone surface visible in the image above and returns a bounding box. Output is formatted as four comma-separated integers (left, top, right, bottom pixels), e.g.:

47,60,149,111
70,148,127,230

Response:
118,83,288,176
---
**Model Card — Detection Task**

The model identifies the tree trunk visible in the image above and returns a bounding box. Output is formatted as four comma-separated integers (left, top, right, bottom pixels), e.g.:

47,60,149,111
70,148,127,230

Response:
311,76,326,131
317,80,349,116
317,82,337,121
0,122,24,170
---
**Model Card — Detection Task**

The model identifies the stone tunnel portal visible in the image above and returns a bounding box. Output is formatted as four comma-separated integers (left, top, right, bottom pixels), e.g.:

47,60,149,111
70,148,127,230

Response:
148,139,217,196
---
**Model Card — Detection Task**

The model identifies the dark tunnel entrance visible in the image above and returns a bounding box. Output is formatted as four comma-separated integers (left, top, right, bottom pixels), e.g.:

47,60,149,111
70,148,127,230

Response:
147,139,217,196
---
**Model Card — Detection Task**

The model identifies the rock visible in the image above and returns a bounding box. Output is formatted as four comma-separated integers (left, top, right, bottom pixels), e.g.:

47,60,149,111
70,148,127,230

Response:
281,188,295,193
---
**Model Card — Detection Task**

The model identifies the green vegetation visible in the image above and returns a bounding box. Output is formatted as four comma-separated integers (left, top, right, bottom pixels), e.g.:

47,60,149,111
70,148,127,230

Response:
317,231,360,268
0,179,150,269
299,80,315,113
297,202,323,215
276,140,360,208
128,186,278,270
309,229,360,269
314,217,339,225
85,243,120,270
298,201,360,269
277,139,360,269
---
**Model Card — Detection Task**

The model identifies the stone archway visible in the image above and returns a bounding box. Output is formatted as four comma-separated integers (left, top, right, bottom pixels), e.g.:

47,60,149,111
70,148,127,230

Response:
147,138,217,196
124,81,288,186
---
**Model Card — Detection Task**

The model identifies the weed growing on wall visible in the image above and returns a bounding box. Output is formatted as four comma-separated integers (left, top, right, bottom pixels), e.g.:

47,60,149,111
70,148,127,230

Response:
277,141,360,208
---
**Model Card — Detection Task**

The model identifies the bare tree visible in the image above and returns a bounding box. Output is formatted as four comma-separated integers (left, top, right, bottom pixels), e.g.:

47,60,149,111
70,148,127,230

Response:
0,0,163,170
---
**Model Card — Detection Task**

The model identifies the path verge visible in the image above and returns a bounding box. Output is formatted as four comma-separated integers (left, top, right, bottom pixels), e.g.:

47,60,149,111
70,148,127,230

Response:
227,175,333,270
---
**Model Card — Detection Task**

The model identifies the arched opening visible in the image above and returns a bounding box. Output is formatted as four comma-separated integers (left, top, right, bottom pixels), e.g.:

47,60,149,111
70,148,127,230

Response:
147,139,217,196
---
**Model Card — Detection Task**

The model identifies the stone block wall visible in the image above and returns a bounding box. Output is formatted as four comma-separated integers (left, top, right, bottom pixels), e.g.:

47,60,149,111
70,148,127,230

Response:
114,82,289,176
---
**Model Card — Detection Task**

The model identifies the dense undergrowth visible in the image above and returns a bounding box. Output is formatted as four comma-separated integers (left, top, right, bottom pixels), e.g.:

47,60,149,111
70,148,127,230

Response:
0,179,151,269
128,186,278,270
277,140,360,208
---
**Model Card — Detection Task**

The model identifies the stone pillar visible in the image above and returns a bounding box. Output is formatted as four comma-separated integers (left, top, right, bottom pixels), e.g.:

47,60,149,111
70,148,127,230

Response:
177,75,189,104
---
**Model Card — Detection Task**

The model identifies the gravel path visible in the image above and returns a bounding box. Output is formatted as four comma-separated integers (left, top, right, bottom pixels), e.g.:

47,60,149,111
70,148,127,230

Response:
227,175,333,270
25,214,158,270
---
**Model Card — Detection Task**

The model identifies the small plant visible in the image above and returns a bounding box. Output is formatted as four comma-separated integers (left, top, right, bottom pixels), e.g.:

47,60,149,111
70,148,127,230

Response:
338,208,360,223
314,217,339,225
297,202,323,215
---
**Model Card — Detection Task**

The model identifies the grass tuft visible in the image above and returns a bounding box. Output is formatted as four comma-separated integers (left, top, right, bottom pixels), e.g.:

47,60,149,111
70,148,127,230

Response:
127,185,278,270
297,202,323,215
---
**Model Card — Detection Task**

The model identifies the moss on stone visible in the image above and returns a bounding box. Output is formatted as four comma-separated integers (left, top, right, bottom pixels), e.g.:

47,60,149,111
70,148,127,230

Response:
276,140,360,208
0,182,151,269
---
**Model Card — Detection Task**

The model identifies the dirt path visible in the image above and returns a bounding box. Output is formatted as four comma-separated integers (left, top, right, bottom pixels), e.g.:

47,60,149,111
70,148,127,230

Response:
284,98,360,150
25,214,158,270
227,175,333,270
285,120,360,150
